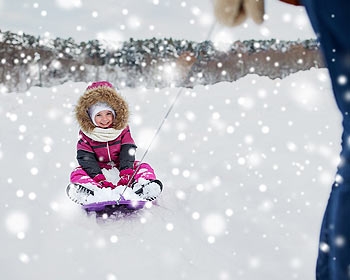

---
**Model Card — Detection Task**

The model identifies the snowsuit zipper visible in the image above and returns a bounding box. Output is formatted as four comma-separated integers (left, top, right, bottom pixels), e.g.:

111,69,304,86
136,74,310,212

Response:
106,142,112,162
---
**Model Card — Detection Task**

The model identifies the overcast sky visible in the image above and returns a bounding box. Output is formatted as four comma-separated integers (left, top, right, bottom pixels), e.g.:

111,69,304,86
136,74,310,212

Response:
0,0,316,44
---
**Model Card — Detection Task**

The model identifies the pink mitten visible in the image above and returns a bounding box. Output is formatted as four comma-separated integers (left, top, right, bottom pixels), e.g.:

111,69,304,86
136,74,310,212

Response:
117,168,134,187
93,174,116,189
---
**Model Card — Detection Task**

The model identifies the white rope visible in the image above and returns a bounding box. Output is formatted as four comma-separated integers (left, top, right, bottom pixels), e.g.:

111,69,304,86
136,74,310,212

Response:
118,21,217,201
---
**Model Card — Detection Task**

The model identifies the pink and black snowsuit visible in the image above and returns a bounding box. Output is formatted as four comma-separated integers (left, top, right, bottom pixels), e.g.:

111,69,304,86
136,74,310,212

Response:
70,81,156,188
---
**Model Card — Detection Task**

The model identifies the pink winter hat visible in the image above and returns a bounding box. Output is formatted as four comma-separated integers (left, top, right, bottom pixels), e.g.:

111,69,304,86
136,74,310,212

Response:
86,81,114,91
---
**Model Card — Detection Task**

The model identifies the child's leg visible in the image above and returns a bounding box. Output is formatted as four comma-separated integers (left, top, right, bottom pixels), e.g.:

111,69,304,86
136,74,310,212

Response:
131,162,162,200
70,167,100,187
132,162,157,183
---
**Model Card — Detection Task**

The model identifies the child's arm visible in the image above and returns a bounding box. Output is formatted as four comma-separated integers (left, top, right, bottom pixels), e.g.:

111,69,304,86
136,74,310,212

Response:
76,149,115,188
118,126,137,170
76,132,103,178
76,149,102,178
119,144,137,170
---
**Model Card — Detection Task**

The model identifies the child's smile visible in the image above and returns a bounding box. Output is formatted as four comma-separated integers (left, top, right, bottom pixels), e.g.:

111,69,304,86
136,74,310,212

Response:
94,110,114,128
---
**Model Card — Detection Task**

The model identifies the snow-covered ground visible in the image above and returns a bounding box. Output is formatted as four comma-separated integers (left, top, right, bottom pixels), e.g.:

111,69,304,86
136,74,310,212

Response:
0,69,342,279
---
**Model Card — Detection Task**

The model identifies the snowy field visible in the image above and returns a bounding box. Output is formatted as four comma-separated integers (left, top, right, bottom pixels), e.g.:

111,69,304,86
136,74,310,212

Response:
0,69,342,279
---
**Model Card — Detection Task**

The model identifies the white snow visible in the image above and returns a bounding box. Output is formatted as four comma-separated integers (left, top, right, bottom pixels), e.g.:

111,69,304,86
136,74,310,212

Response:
83,184,142,204
0,69,342,279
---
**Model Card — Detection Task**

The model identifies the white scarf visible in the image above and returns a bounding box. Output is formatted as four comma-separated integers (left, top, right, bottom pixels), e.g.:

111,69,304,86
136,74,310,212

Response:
82,127,122,142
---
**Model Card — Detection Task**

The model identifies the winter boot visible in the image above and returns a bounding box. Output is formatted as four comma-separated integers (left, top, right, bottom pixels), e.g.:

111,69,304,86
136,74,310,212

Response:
133,179,163,201
66,183,95,205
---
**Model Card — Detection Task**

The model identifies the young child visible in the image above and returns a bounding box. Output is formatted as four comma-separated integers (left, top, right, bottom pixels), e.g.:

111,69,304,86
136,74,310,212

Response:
67,81,162,205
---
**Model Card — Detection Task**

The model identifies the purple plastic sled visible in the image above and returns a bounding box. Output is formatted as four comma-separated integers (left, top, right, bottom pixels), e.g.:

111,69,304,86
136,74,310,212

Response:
83,198,146,212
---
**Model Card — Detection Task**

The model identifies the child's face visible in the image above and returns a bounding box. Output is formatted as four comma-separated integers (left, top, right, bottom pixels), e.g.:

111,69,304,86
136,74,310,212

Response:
94,110,114,128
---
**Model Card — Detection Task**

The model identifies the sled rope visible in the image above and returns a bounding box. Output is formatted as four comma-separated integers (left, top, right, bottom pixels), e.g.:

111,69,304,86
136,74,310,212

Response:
118,22,217,200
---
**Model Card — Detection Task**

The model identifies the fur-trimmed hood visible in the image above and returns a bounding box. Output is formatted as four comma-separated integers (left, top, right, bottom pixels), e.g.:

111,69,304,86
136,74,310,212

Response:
75,82,129,132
